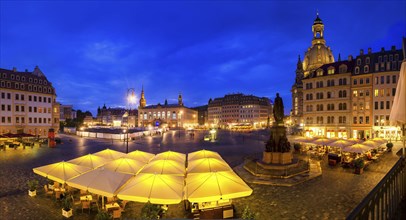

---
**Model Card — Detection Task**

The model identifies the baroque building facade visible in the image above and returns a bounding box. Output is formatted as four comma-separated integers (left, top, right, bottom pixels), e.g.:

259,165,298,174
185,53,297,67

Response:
0,66,60,136
207,93,272,129
292,14,404,139
137,88,198,128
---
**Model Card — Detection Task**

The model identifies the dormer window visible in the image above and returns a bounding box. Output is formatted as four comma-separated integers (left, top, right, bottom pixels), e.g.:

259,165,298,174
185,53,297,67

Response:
2,73,6,78
39,80,42,84
29,78,32,83
327,67,335,75
16,76,20,81
355,67,360,74
339,64,348,73
317,69,323,76
34,79,37,84
357,59,361,65
44,80,47,85
364,65,369,73
11,74,15,80
366,57,370,64
22,76,25,81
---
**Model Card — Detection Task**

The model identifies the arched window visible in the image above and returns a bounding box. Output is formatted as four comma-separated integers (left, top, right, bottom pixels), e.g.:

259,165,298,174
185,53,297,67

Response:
339,91,343,98
343,90,347,97
364,65,369,73
355,67,360,74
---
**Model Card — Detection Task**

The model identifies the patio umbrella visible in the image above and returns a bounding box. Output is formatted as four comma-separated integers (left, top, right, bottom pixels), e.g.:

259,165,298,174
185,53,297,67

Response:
139,159,185,176
370,137,387,145
347,138,362,144
390,39,406,156
152,151,186,163
293,136,316,144
33,161,91,183
104,157,146,175
93,148,126,160
187,158,231,174
66,167,133,198
362,140,381,148
343,144,373,154
187,150,223,161
116,173,184,204
328,139,354,149
311,137,336,146
125,150,155,163
68,154,111,169
186,170,253,203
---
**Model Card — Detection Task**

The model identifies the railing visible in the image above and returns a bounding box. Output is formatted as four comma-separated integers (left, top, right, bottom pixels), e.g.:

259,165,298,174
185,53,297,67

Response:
347,157,406,220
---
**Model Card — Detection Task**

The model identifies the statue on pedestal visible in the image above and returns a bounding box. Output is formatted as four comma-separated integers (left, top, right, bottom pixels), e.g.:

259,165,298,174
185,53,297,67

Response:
273,93,284,125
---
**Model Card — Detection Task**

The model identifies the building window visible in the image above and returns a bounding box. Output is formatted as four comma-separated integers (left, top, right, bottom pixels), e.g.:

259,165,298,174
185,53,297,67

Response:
386,101,390,109
392,88,396,96
366,57,370,64
366,78,370,84
353,91,358,97
366,116,369,124
374,101,378,110
364,66,369,73
381,76,384,84
353,117,357,124
392,75,397,84
353,79,357,85
360,79,364,85
355,67,360,74
357,59,361,65
380,101,384,109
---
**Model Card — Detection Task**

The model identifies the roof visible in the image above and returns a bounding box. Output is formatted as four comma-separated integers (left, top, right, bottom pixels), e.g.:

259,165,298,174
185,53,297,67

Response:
304,60,355,79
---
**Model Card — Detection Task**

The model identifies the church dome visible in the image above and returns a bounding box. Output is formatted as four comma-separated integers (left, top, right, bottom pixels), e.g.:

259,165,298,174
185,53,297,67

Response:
302,13,335,76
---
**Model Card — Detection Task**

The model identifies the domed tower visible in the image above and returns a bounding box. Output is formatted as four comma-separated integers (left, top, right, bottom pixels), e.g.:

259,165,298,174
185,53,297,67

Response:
302,13,335,77
139,85,146,108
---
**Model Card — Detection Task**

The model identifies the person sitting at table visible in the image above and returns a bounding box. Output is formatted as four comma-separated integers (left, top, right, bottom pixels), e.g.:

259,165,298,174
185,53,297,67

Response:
366,151,372,160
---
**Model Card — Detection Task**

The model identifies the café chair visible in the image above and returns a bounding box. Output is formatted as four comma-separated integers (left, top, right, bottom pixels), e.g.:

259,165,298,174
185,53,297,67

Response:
82,200,91,214
44,185,53,198
112,209,122,219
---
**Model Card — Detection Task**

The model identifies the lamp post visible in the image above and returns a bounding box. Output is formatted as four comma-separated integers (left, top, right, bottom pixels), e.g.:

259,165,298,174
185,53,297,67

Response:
125,88,136,153
178,110,183,138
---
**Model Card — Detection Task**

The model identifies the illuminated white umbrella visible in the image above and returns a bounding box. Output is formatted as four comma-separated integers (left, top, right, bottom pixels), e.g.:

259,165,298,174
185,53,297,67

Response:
294,136,316,144
187,158,231,174
370,137,387,145
68,154,111,169
139,159,185,176
117,173,184,204
152,151,186,163
33,161,91,184
186,171,253,203
103,157,146,175
343,144,373,154
93,148,126,160
311,137,336,146
66,168,133,198
390,40,406,156
187,150,223,161
329,139,354,149
362,140,381,148
125,150,155,163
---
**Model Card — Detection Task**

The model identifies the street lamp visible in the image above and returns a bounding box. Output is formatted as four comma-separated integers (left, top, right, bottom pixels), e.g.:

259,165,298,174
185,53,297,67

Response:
178,110,183,138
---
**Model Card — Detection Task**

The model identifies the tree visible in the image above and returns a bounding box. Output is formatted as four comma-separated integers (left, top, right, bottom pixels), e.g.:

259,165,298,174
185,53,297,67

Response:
140,202,161,219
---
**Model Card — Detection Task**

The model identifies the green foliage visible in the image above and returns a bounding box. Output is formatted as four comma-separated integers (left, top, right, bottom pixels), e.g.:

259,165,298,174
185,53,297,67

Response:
27,179,38,191
353,158,365,169
386,142,393,148
62,196,72,211
95,210,111,220
140,202,161,220
293,143,302,151
242,205,257,220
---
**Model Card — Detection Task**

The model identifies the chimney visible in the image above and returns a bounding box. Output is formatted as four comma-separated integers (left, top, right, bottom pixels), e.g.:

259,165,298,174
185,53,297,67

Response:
360,49,364,55
368,48,372,54
348,55,353,61
391,45,396,51
381,47,385,52
12,67,17,72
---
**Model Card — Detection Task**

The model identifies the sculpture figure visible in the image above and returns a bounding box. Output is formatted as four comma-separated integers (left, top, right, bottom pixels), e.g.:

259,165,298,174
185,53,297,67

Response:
273,93,284,125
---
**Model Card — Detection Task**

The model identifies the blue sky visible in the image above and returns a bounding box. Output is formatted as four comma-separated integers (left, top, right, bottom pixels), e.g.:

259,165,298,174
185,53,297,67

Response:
1,0,405,115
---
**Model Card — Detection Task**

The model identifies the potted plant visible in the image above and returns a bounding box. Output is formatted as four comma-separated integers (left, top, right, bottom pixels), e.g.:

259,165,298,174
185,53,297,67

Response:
27,179,38,197
293,143,302,152
386,142,393,152
62,197,73,218
353,158,365,174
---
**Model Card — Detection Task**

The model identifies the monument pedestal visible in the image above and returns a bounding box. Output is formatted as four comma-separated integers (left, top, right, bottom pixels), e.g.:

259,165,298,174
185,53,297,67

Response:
263,151,293,165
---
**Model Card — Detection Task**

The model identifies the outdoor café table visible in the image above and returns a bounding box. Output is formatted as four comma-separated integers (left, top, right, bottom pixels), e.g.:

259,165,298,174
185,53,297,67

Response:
80,195,92,201
54,188,66,193
105,202,120,211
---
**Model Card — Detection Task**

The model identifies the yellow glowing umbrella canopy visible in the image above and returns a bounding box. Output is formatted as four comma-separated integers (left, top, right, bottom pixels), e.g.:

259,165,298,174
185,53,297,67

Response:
311,137,336,146
187,158,231,174
139,159,185,175
362,140,381,148
33,161,91,183
187,150,223,161
66,168,133,198
329,139,354,149
370,137,387,145
343,144,373,154
68,154,111,169
117,173,184,204
186,171,253,203
294,136,316,144
125,150,155,163
93,148,126,160
104,157,146,175
152,151,186,163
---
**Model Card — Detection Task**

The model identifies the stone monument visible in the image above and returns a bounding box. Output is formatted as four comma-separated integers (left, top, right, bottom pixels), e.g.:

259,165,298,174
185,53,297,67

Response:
263,93,292,164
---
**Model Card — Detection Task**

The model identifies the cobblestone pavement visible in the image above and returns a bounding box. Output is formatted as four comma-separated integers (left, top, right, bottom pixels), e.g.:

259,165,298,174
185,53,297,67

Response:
0,130,403,219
